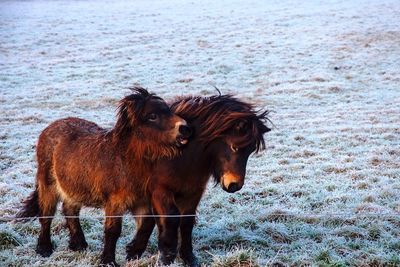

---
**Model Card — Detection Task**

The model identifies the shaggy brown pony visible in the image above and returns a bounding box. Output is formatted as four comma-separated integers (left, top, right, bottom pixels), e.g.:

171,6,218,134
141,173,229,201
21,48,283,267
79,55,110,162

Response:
125,94,271,266
17,87,191,266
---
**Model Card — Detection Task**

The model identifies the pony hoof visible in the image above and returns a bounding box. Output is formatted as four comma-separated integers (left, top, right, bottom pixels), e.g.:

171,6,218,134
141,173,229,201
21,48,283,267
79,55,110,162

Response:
69,239,88,251
36,243,53,257
100,256,119,267
160,252,177,266
99,261,119,267
126,243,144,261
126,253,140,262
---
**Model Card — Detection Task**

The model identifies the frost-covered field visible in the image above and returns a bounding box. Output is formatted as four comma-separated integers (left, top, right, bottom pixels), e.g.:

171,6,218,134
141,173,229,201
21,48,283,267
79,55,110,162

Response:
1,0,400,266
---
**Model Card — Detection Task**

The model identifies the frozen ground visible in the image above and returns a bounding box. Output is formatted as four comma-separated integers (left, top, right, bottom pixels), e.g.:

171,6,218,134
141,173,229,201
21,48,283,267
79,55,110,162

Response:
1,0,400,266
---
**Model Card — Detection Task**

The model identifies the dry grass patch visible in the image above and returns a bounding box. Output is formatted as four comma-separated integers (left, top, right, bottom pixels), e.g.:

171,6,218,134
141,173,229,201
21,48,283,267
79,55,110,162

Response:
324,166,348,174
211,248,259,267
0,231,21,250
264,225,292,244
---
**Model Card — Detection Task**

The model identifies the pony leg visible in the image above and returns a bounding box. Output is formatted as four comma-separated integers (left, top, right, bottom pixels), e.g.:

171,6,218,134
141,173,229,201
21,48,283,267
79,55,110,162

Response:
62,202,87,251
151,188,180,265
179,213,199,267
100,203,123,267
178,194,202,267
126,209,155,261
36,181,58,257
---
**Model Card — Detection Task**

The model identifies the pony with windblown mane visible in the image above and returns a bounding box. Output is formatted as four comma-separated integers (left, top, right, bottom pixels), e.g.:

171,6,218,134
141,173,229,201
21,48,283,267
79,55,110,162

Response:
17,87,191,266
125,93,271,266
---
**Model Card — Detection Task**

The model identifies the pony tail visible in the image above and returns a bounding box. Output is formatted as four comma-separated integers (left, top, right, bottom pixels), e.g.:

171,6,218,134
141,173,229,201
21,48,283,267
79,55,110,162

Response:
16,189,40,221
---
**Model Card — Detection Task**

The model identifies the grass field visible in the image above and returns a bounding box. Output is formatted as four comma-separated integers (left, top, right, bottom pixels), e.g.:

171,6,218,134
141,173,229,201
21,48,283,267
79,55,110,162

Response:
1,0,399,266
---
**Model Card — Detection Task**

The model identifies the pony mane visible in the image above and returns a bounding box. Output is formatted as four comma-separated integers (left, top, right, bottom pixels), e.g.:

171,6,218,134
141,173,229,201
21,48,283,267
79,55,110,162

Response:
171,95,271,152
113,86,161,139
108,86,180,160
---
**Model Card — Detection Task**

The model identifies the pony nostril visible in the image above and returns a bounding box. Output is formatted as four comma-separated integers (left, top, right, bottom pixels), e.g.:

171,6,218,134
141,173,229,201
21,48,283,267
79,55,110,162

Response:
179,125,192,138
227,183,240,193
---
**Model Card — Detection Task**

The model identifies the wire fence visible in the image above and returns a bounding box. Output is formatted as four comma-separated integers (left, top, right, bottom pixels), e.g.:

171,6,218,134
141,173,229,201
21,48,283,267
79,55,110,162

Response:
0,214,197,222
1,212,399,222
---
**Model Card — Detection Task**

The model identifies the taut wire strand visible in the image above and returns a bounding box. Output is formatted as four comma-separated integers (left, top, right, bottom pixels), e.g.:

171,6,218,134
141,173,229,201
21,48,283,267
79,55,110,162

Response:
1,212,399,222
0,214,197,222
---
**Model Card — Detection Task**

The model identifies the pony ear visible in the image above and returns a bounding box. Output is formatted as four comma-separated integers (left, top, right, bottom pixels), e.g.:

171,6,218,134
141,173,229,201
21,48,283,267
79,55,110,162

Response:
259,123,271,134
123,97,145,124
115,94,146,137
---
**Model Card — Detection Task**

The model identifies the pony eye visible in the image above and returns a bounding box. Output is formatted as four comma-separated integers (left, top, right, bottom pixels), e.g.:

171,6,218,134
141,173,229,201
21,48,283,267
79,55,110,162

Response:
148,113,158,122
230,144,239,153
235,121,247,133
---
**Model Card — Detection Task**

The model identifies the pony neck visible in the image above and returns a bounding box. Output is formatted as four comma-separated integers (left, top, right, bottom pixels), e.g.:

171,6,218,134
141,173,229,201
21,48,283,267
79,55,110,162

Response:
108,129,151,161
185,123,217,174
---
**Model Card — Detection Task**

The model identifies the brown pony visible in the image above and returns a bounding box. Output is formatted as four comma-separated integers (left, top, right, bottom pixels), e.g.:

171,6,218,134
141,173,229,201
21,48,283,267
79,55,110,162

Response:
125,94,271,266
17,87,191,266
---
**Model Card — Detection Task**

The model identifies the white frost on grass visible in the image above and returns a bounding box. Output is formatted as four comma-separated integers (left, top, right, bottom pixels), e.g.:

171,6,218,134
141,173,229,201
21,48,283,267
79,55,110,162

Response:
1,0,400,266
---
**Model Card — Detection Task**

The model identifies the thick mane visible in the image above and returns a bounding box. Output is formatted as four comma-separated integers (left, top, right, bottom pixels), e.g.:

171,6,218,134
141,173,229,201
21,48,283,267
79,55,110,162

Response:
110,86,180,160
171,95,270,152
113,86,160,139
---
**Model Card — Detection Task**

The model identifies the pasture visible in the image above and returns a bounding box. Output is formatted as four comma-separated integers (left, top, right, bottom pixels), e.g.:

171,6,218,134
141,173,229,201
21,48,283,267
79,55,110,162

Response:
0,0,399,266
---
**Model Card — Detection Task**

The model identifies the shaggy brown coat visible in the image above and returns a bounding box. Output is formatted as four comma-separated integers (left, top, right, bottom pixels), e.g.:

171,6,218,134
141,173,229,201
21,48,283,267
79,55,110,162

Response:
126,94,271,266
17,87,190,266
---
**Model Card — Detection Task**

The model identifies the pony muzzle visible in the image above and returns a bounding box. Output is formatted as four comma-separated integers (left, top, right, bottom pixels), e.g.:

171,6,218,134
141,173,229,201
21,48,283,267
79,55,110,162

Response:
221,172,243,193
174,119,191,147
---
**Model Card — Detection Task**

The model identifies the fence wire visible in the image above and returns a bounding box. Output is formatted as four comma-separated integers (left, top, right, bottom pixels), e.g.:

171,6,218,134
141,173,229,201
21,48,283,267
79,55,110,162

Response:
1,212,399,222
0,214,196,222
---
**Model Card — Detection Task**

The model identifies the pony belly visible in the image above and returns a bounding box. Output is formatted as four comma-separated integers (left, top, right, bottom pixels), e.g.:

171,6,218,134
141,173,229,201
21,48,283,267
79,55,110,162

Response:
53,172,104,207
